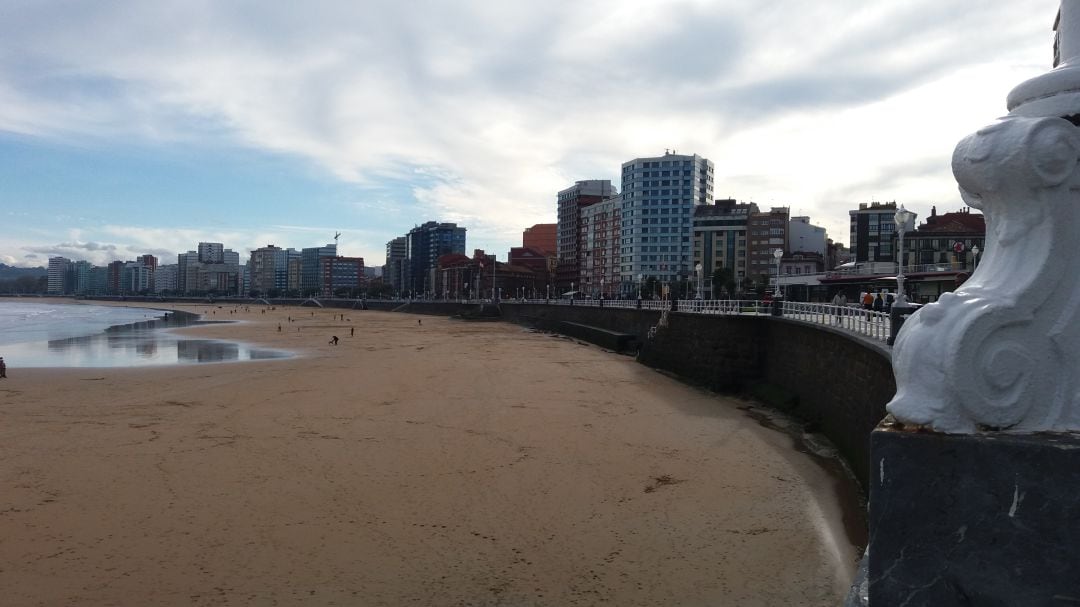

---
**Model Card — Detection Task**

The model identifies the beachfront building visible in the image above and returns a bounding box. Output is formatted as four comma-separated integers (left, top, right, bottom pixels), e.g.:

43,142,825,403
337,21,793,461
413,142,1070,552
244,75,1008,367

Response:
301,244,337,296
71,260,93,295
748,207,790,289
320,256,365,296
618,151,714,296
197,242,224,264
249,245,282,295
154,264,178,294
849,201,898,264
47,257,72,295
121,261,154,294
556,180,615,293
692,199,757,297
176,244,242,295
406,221,467,297
904,206,986,268
523,223,557,256
580,195,621,298
383,237,408,296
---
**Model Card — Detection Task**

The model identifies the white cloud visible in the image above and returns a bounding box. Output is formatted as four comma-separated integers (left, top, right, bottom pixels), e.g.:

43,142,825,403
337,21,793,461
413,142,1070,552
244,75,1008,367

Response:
0,0,1061,267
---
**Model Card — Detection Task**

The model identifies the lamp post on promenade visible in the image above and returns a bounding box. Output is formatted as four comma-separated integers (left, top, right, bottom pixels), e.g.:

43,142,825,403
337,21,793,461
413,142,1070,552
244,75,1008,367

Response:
893,205,917,307
637,273,643,300
972,244,980,272
773,248,784,297
695,263,703,300
600,277,605,299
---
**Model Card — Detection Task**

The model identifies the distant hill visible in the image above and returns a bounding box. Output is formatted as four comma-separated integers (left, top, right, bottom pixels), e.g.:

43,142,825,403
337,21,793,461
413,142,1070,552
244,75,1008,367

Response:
0,264,47,280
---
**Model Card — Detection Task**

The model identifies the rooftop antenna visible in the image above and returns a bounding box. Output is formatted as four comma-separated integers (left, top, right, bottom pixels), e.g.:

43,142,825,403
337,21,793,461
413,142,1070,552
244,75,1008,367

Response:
334,231,341,248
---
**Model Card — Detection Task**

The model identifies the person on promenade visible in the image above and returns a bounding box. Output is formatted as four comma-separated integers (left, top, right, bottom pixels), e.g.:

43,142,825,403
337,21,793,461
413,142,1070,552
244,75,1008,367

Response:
861,291,874,310
0,357,6,379
831,292,843,322
872,292,884,314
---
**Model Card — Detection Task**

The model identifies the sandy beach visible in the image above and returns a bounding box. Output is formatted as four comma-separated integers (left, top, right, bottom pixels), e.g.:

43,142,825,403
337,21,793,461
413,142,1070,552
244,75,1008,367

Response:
0,302,860,606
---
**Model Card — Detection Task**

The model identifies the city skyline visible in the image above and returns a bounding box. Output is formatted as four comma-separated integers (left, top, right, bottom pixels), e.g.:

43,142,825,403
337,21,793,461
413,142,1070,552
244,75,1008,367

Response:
1,0,1056,268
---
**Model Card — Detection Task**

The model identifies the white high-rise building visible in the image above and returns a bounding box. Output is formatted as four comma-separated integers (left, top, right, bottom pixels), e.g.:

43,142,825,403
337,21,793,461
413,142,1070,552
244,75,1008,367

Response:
619,151,713,294
47,257,72,294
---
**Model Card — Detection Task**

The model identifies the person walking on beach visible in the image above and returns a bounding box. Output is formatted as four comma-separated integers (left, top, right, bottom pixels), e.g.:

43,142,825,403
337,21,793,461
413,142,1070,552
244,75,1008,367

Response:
0,357,6,379
329,336,339,345
350,327,354,337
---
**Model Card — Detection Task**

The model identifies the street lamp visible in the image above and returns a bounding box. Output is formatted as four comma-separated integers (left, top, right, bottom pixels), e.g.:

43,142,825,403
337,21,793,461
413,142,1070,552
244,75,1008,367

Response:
972,244,980,271
600,277,605,299
893,205,917,307
637,273,643,299
773,248,784,297
695,263,703,300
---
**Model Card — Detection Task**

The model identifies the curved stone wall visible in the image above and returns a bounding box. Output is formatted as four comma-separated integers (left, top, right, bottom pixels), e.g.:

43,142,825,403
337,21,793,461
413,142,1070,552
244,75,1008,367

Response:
501,304,894,488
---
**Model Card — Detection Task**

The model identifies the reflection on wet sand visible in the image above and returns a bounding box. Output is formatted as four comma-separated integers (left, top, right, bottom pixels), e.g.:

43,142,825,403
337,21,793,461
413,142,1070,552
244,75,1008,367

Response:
30,311,289,367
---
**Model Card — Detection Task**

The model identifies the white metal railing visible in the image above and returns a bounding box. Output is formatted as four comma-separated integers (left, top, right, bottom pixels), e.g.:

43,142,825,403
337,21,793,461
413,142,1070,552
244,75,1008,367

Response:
369,297,896,343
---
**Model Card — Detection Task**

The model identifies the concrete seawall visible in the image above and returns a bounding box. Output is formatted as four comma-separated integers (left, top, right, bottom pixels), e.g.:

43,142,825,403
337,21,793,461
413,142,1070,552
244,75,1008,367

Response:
500,303,894,488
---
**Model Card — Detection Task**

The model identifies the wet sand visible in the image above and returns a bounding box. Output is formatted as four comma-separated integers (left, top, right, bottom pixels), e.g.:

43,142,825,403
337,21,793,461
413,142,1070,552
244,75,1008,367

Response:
0,303,861,606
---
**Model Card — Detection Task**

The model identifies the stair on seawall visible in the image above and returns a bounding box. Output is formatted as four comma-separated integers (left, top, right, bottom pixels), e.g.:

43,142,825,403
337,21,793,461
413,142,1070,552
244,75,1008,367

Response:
558,321,638,354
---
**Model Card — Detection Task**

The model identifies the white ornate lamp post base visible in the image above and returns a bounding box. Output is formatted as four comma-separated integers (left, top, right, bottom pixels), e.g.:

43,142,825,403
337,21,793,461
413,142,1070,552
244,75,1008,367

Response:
888,3,1080,434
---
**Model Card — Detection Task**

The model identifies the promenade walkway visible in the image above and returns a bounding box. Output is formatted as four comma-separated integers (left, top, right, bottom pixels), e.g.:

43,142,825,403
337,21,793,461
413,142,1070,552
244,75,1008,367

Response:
508,298,895,344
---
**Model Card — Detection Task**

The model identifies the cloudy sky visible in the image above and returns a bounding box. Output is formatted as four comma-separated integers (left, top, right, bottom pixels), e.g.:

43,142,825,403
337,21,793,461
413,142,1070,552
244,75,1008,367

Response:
0,0,1059,268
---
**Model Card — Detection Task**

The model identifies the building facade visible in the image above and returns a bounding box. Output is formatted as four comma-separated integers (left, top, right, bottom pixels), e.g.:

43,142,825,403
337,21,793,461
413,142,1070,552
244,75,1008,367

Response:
904,206,986,269
523,223,557,256
692,199,757,296
618,151,714,294
788,216,828,258
579,195,621,297
320,256,365,296
47,257,71,294
747,207,790,286
849,201,898,264
383,237,408,295
406,221,467,296
301,244,337,295
556,180,614,291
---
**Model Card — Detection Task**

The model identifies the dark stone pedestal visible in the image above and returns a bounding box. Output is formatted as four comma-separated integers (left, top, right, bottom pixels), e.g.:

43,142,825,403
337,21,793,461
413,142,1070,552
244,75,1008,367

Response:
867,422,1080,606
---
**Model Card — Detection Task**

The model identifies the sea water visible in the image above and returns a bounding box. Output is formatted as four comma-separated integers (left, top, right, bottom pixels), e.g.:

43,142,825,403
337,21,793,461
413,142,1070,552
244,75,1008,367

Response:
0,300,289,368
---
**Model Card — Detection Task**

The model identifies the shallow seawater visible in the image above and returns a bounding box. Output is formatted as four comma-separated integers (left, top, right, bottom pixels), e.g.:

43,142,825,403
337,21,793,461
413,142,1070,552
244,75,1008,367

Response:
0,302,289,368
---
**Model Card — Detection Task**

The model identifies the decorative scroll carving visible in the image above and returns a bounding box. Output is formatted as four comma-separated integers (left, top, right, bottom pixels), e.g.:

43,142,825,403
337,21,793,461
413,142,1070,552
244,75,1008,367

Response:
887,1,1080,434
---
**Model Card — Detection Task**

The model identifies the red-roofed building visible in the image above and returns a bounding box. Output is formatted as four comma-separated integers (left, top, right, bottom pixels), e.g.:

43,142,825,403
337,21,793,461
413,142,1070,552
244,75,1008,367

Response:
904,206,986,269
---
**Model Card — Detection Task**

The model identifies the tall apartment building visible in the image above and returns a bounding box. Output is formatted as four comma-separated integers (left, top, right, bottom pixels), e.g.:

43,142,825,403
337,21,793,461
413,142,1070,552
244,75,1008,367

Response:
320,256,365,295
154,264,178,294
849,201,898,263
619,152,714,293
106,261,125,295
249,245,282,294
406,221,467,296
523,223,557,256
579,195,621,297
383,237,408,295
177,245,240,294
47,257,71,294
72,260,93,295
197,242,224,264
556,180,614,291
692,199,757,295
301,244,337,295
747,207,790,283
122,261,154,294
